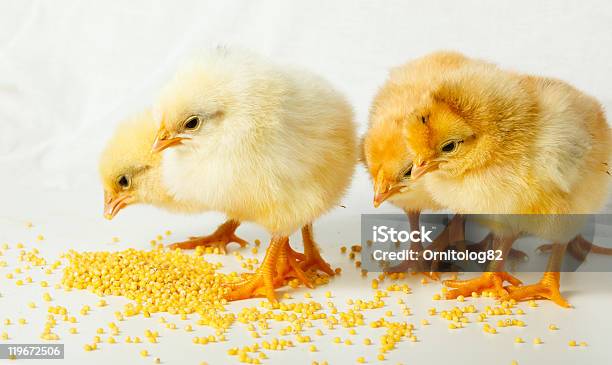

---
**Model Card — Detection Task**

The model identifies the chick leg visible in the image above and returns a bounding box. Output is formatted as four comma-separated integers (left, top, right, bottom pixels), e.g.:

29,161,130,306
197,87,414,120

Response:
537,235,612,262
300,223,335,276
225,236,311,303
505,243,570,308
444,234,522,299
428,214,466,274
465,233,529,263
390,211,440,280
169,219,248,253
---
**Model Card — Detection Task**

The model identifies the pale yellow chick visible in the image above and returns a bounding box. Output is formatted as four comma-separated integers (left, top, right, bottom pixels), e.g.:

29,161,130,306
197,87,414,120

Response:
99,110,248,253
151,48,358,302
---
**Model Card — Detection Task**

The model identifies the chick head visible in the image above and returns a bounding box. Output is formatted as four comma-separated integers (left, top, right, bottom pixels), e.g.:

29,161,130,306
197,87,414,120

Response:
404,64,536,183
99,110,164,219
362,117,415,208
151,48,253,154
404,96,476,181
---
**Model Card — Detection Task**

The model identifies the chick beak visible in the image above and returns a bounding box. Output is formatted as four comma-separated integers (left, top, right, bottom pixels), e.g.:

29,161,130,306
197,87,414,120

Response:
373,171,402,208
103,191,134,220
411,159,439,180
152,128,185,153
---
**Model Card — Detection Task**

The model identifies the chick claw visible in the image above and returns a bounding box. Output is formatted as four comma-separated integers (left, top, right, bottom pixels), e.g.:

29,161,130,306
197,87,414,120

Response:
504,272,570,308
444,272,522,299
300,244,335,277
225,270,277,303
168,219,248,254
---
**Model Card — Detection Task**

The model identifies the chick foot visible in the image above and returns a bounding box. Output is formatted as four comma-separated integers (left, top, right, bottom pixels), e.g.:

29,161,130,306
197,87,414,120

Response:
276,239,314,289
300,224,335,276
225,236,309,303
444,272,522,299
537,235,612,262
507,242,570,307
169,219,248,253
505,272,570,307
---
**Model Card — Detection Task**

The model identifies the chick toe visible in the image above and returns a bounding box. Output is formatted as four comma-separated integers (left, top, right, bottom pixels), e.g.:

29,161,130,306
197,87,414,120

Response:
276,241,314,289
169,219,247,254
444,272,522,299
505,272,570,308
225,237,313,303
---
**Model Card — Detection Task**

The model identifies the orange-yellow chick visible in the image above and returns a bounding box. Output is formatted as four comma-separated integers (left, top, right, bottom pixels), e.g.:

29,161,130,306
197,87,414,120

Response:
151,48,357,302
362,52,491,277
363,51,479,212
402,52,611,306
99,110,248,253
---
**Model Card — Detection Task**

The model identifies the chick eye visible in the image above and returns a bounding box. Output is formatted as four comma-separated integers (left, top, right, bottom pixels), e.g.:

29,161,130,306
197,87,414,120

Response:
403,165,412,178
117,175,131,189
183,116,201,131
441,141,458,153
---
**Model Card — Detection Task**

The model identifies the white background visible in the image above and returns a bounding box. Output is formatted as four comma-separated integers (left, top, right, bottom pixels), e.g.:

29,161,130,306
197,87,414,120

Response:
0,1,611,364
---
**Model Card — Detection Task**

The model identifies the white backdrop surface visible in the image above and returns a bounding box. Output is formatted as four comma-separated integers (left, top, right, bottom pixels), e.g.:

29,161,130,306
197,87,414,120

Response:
1,0,612,195
1,1,612,365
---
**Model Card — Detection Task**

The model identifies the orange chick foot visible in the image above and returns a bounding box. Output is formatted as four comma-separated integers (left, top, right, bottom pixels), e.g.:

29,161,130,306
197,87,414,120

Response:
225,237,311,303
301,247,335,276
225,271,277,303
169,219,247,253
505,272,570,308
444,272,522,299
276,241,314,289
